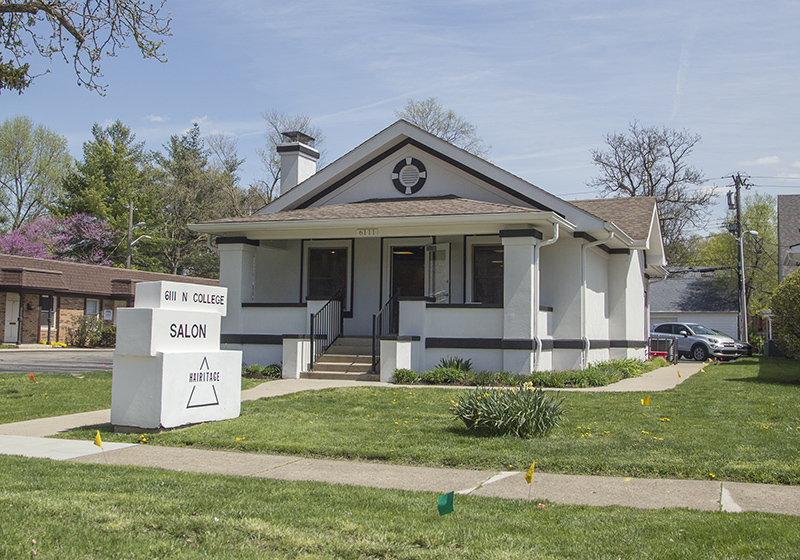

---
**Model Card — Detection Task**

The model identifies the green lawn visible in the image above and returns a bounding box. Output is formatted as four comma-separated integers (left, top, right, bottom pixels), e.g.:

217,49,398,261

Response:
0,372,266,424
61,357,800,485
1,455,798,560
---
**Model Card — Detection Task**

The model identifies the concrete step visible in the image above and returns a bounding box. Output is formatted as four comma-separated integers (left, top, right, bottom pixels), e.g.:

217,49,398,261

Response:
317,354,373,364
311,361,373,374
300,371,380,381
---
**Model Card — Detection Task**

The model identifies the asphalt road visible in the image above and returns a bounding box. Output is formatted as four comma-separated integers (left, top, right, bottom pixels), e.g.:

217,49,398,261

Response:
0,349,115,373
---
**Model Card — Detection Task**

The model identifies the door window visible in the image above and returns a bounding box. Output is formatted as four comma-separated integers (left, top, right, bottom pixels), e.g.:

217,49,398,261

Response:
472,245,504,305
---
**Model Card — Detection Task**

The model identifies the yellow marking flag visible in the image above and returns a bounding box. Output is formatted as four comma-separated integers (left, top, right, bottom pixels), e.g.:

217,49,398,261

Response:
641,396,650,406
94,430,103,449
525,461,535,484
677,371,681,378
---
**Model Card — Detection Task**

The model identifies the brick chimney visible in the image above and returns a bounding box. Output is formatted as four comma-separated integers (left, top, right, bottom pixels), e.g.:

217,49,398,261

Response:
277,131,320,196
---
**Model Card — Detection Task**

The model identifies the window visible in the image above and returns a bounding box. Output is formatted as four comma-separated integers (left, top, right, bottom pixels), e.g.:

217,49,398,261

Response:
303,240,352,310
85,299,99,317
307,248,347,299
472,244,504,305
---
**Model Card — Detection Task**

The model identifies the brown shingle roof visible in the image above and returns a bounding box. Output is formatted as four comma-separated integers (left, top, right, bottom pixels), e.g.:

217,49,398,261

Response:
0,254,217,298
569,197,656,241
203,196,541,225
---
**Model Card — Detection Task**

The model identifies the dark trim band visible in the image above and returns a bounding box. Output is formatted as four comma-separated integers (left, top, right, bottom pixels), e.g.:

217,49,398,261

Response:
216,237,259,246
276,144,320,160
221,334,283,345
499,228,543,240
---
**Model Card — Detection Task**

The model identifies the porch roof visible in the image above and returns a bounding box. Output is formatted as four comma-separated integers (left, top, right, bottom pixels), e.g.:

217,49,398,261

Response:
199,195,541,224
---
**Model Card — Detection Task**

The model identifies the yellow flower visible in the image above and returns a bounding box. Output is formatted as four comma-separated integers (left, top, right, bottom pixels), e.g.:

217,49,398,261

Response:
641,431,649,434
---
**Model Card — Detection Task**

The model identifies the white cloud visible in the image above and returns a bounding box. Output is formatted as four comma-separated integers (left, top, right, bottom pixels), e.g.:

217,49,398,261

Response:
740,156,780,166
145,114,169,123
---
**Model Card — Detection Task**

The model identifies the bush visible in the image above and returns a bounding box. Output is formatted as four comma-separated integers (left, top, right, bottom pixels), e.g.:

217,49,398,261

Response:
98,326,116,347
67,316,103,347
422,367,469,385
437,355,473,372
451,383,565,438
772,270,800,359
243,363,282,378
392,369,420,384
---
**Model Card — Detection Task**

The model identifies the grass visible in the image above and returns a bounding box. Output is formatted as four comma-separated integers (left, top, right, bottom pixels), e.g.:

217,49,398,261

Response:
0,372,268,424
61,357,800,485
1,454,799,559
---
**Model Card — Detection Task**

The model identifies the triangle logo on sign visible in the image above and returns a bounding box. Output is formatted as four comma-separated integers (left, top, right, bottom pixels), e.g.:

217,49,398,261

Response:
186,356,220,409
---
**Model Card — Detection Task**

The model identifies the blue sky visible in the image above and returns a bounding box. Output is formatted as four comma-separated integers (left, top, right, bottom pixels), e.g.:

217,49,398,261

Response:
4,0,799,234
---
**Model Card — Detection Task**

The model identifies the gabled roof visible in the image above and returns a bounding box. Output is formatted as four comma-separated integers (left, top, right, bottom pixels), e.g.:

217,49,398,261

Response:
0,254,217,297
190,120,666,271
569,197,658,242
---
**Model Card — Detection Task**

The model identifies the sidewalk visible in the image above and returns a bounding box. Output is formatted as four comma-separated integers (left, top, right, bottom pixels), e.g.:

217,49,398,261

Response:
5,360,797,517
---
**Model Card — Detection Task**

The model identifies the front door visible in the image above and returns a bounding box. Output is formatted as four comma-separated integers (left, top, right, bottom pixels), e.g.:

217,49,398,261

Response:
4,293,20,343
388,243,450,330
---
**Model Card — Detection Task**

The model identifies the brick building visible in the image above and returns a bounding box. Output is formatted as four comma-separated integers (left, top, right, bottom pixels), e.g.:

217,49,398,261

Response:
0,254,218,345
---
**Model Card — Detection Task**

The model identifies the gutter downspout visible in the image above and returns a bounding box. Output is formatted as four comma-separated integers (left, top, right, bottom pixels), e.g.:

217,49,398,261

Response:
581,224,614,369
534,224,559,370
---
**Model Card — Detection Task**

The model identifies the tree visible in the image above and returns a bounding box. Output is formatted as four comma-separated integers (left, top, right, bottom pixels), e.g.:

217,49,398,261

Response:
0,115,71,230
0,0,170,94
395,97,490,157
588,121,715,263
695,193,778,339
0,213,113,264
771,270,800,359
57,120,159,266
155,123,244,277
206,132,257,217
254,110,324,207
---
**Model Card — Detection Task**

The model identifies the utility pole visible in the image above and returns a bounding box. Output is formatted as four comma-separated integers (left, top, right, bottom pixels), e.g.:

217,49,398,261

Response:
732,173,749,342
126,200,134,269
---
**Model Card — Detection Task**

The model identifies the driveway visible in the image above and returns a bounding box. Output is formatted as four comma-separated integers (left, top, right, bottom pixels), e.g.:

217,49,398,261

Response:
0,349,114,373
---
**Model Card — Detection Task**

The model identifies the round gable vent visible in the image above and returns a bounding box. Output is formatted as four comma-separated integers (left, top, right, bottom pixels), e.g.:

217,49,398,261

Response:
392,157,427,195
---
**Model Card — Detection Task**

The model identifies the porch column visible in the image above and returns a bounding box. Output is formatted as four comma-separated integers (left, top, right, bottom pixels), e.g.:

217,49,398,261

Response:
501,231,540,374
217,239,257,341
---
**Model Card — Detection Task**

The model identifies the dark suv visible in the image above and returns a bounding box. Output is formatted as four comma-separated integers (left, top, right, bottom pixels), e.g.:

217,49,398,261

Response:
650,323,740,361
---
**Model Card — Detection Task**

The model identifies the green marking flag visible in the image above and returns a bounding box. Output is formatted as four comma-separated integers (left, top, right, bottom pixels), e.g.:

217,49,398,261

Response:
437,491,454,516
525,461,535,484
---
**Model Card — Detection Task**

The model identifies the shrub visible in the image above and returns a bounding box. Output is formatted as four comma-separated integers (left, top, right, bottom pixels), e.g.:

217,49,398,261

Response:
771,271,800,359
437,355,473,372
421,367,470,385
470,370,522,386
98,326,116,347
67,316,103,347
451,383,565,438
243,363,282,378
393,369,420,384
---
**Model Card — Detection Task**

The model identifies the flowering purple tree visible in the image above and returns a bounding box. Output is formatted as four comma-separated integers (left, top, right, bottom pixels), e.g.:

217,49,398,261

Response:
0,214,115,265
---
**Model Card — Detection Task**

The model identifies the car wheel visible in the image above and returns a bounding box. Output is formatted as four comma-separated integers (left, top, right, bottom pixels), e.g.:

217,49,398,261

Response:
691,344,708,362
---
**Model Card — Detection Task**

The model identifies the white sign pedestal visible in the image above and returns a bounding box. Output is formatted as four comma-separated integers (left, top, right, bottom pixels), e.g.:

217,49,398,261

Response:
111,281,241,431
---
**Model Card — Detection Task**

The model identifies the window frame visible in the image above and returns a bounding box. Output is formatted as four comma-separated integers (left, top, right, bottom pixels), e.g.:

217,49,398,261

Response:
301,239,353,312
466,236,504,306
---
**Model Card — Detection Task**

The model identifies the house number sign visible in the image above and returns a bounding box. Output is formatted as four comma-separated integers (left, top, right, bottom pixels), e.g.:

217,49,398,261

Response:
358,228,379,237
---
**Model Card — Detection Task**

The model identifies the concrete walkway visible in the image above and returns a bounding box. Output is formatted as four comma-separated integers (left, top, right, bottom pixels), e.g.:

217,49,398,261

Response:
4,360,797,517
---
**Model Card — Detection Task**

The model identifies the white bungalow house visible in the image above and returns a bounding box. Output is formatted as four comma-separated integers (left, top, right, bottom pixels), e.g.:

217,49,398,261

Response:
190,121,667,381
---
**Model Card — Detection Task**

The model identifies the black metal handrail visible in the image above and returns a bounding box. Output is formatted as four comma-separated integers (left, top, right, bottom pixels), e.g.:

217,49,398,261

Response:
371,289,400,373
309,290,343,371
